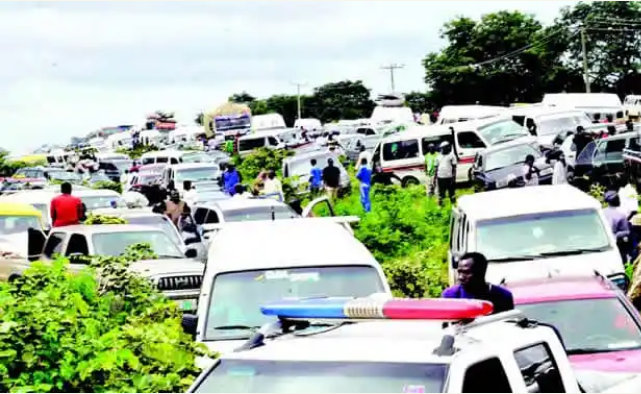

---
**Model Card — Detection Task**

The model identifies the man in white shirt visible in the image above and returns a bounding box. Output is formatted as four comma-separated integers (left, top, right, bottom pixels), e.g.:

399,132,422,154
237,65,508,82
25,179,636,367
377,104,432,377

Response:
522,154,539,186
182,180,198,208
356,145,372,171
551,151,567,185
619,175,639,219
263,170,284,201
435,142,457,206
120,169,130,188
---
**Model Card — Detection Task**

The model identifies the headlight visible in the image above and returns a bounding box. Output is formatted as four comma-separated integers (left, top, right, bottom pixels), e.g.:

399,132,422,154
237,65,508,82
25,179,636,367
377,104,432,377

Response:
608,273,629,291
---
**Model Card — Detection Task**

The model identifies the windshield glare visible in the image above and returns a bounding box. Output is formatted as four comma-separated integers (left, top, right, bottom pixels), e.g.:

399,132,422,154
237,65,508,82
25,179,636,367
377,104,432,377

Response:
195,360,448,393
92,231,182,257
476,209,611,260
181,153,214,164
224,206,299,222
124,216,181,246
80,195,126,210
0,215,41,234
485,144,540,171
537,114,591,136
478,119,529,144
204,266,385,340
175,168,220,183
519,299,641,353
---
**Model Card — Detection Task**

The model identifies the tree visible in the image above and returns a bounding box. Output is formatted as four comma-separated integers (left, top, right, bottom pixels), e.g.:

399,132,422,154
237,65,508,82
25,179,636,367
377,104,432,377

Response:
404,91,436,113
306,80,376,123
423,11,565,107
265,95,300,126
228,92,256,104
248,100,269,116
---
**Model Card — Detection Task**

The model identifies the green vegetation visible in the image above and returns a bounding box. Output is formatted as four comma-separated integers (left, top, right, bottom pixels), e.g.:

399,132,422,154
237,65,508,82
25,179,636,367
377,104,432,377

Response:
84,213,128,225
90,180,122,194
0,244,208,393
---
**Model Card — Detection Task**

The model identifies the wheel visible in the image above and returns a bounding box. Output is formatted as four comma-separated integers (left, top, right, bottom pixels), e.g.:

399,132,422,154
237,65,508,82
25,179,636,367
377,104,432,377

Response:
402,177,419,187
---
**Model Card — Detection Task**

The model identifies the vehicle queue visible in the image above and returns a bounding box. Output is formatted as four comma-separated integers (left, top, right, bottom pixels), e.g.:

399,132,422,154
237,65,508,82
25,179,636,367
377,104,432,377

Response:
5,97,641,392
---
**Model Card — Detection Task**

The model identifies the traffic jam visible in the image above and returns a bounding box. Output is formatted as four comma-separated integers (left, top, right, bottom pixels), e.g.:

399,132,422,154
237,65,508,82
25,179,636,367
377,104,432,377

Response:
4,93,641,392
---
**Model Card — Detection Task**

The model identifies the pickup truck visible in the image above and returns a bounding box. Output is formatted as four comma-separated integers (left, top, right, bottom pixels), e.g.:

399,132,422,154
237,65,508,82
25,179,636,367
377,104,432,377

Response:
186,297,641,393
0,224,204,313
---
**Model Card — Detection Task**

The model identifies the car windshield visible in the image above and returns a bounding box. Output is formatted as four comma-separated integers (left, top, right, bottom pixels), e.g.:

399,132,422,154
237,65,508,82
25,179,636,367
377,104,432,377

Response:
92,230,183,257
476,209,611,261
175,167,219,183
181,153,214,164
80,195,126,210
0,215,41,234
484,144,540,171
124,216,181,246
109,159,133,171
204,266,385,341
477,119,529,144
194,360,448,393
537,114,591,136
31,203,49,222
519,298,641,354
224,206,299,222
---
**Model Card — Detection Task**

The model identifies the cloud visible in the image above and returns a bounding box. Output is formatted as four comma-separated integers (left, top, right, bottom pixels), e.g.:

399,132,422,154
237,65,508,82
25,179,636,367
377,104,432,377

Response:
0,0,576,152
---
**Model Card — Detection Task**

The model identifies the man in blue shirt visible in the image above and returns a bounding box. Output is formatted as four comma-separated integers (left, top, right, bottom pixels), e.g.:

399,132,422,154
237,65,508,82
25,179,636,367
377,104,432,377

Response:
223,164,242,196
309,158,322,194
356,158,373,213
603,190,631,262
442,252,514,314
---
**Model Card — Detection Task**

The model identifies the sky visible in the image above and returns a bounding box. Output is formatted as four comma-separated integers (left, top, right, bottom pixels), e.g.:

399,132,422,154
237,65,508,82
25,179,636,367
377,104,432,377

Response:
0,0,578,153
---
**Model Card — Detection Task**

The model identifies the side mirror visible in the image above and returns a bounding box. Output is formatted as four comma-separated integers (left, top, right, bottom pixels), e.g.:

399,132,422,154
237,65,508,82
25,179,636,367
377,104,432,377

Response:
184,248,198,259
181,313,198,338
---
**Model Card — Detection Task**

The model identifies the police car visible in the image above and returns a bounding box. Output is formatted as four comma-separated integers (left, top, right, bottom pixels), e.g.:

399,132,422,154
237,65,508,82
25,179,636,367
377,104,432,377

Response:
186,297,641,393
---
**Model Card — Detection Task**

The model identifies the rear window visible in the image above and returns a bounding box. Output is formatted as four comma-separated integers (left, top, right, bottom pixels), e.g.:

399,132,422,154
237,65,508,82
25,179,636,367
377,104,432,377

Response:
239,138,266,152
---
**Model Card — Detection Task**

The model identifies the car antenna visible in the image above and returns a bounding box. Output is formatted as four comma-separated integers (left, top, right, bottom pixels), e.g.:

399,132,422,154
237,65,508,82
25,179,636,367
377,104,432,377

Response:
271,205,275,221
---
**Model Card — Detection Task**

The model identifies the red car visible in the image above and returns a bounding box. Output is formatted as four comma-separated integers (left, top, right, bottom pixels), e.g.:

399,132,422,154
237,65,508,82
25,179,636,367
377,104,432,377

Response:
506,273,641,373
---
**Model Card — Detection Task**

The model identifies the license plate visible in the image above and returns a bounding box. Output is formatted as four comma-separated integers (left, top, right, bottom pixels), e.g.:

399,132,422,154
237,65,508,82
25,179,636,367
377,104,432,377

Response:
177,299,198,311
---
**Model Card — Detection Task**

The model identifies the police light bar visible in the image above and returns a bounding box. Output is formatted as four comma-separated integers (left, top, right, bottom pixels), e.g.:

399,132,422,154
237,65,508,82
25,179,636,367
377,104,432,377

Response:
260,297,493,320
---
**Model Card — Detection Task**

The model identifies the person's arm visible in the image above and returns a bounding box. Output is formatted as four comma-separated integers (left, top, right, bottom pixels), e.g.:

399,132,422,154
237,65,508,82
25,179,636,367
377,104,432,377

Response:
50,199,57,224
356,167,364,182
450,155,457,178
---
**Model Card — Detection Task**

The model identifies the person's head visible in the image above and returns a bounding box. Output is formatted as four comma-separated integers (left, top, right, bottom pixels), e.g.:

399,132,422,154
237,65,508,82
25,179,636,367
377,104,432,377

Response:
456,252,489,290
268,170,276,180
234,183,245,194
311,158,317,167
183,180,192,191
593,113,601,121
576,125,585,134
427,143,436,154
606,114,614,122
169,189,180,202
124,169,129,174
439,141,451,154
327,158,334,167
227,164,235,172
361,157,368,166
604,190,621,207
60,182,72,195
525,154,535,166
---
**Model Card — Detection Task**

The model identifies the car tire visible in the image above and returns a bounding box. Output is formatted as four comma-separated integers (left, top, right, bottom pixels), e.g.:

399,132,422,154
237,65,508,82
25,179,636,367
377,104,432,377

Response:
402,177,419,188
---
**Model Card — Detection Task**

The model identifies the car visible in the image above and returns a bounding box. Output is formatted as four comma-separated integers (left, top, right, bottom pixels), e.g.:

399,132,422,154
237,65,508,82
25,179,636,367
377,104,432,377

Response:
506,273,641,373
98,158,133,182
282,150,351,195
185,297,638,393
160,163,221,192
471,139,553,191
451,185,627,288
182,217,388,357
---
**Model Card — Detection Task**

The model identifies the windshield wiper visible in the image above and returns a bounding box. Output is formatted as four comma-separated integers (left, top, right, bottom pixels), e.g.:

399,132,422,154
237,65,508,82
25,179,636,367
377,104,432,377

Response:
537,247,609,257
566,347,618,355
213,325,260,331
488,256,539,263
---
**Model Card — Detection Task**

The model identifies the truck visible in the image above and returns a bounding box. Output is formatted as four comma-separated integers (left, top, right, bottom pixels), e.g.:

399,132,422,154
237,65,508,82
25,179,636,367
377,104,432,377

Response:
185,297,641,393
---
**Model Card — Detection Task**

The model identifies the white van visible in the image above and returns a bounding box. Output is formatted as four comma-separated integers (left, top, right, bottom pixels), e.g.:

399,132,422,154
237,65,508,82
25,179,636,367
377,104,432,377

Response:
252,113,286,131
190,218,392,355
237,128,299,157
542,93,625,123
140,150,212,166
624,95,641,119
451,185,627,289
373,117,535,185
437,105,508,125
509,107,599,147
104,132,133,150
294,118,322,131
370,106,414,124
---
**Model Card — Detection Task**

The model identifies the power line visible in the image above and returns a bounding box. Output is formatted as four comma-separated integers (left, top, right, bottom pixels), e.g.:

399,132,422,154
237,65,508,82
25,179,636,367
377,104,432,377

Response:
380,63,404,92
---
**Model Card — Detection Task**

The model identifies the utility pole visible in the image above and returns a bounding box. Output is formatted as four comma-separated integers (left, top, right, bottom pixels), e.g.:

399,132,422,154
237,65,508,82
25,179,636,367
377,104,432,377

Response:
581,27,591,93
291,82,307,120
381,63,405,92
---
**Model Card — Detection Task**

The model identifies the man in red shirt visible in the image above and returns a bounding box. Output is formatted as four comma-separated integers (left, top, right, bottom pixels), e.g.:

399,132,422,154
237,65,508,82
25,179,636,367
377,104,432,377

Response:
50,182,84,227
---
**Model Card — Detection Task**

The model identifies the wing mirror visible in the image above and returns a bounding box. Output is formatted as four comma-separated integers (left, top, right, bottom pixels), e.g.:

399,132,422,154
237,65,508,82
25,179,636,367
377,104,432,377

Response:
181,313,198,339
184,248,198,259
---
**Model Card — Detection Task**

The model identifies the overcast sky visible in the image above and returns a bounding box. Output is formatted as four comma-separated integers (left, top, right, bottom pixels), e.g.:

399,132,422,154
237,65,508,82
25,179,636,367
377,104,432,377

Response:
0,0,578,153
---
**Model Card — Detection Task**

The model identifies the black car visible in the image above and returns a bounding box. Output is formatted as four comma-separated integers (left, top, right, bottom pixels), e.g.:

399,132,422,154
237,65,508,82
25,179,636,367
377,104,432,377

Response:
472,140,553,191
98,159,132,182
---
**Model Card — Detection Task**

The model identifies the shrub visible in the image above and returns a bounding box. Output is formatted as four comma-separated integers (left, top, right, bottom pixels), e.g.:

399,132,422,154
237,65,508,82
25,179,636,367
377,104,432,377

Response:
84,214,128,225
115,145,158,160
0,244,209,393
233,148,294,181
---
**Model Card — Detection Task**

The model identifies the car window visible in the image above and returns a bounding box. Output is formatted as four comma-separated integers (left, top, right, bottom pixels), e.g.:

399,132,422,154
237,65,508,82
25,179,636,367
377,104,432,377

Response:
141,157,155,165
604,139,627,162
205,210,220,224
462,358,512,393
156,157,169,163
268,137,279,146
457,131,486,149
513,343,565,393
484,144,540,171
239,138,266,151
66,234,89,256
0,216,42,235
421,136,452,154
170,157,179,165
382,139,419,161
194,208,209,225
43,232,66,258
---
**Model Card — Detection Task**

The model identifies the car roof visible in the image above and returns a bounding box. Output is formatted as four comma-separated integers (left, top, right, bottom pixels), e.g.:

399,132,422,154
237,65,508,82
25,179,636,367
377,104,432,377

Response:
480,138,539,155
457,185,601,221
285,150,338,164
200,197,287,211
169,162,219,170
91,207,157,217
505,275,616,305
383,116,514,142
0,202,42,216
50,224,165,235
206,219,378,272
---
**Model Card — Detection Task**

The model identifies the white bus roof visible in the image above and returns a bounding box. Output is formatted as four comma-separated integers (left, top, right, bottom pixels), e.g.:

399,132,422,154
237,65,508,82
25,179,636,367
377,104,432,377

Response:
542,93,623,109
457,185,601,221
439,105,508,118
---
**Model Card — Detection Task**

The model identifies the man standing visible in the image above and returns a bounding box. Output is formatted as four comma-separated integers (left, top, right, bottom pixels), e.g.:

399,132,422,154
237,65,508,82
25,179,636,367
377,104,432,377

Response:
604,191,632,262
356,158,373,213
356,145,372,171
223,164,241,196
424,143,438,197
50,182,84,227
442,252,514,315
435,142,457,206
322,158,341,201
522,154,539,186
309,159,322,194
182,180,198,208
165,189,185,226
263,170,284,201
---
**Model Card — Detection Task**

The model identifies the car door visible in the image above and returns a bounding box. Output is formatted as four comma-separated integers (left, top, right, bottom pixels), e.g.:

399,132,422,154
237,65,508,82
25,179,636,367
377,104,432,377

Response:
603,138,627,176
455,130,487,182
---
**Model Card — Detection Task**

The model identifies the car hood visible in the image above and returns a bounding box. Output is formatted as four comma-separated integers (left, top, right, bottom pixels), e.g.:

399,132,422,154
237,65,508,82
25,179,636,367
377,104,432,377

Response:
571,349,641,373
129,258,204,278
195,340,246,369
485,250,621,284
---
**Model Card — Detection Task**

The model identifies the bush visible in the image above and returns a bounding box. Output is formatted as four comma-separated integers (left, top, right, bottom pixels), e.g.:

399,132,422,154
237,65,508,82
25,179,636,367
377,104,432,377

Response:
91,181,122,194
84,214,127,225
115,145,158,160
0,244,209,393
233,148,294,182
